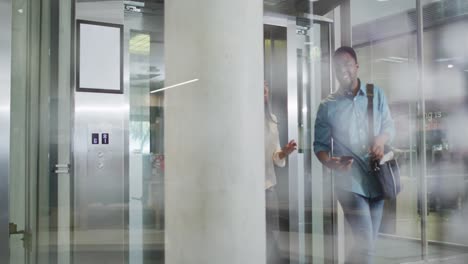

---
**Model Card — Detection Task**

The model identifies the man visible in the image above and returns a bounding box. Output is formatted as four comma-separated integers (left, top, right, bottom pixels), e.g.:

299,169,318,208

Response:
313,46,395,264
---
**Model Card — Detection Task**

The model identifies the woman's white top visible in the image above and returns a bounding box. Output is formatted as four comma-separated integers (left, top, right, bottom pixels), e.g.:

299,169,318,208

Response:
265,114,286,190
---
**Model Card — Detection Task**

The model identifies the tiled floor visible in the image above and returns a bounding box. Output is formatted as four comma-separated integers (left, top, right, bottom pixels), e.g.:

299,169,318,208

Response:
31,223,468,264
375,236,468,264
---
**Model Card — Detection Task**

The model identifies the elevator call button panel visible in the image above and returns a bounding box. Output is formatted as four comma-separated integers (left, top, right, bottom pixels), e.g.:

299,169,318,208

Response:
91,133,110,145
87,124,116,174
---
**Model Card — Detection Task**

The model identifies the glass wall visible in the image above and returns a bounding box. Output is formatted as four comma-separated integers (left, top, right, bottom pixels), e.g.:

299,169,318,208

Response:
421,0,468,255
352,0,468,262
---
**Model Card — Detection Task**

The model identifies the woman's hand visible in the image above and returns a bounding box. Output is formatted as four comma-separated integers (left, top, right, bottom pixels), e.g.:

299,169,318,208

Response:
279,140,297,159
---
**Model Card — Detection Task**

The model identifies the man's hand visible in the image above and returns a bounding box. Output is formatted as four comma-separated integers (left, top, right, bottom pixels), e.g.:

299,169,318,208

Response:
370,134,388,160
279,140,297,159
324,157,354,172
315,151,353,172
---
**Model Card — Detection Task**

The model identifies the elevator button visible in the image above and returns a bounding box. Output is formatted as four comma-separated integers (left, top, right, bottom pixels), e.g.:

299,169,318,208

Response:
98,151,104,158
98,162,104,169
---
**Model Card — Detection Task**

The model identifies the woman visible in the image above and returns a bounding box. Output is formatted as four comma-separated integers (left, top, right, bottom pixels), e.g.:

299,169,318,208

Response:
264,81,297,263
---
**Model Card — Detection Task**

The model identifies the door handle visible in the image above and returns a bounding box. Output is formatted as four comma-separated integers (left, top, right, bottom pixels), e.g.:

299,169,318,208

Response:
55,163,70,174
9,222,32,251
9,222,24,235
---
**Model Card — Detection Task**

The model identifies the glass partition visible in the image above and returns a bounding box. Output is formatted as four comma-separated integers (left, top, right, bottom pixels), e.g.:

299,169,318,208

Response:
422,0,468,260
126,5,165,264
352,0,468,262
352,1,422,262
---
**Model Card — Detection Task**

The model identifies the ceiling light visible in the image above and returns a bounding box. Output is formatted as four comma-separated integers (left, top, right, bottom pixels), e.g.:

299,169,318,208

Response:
376,56,409,64
448,64,454,68
377,58,404,64
130,34,150,55
388,56,408,62
435,57,459,62
124,1,144,7
264,0,280,6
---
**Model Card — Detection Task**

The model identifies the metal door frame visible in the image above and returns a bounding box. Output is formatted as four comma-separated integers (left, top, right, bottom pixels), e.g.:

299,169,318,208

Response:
0,0,12,261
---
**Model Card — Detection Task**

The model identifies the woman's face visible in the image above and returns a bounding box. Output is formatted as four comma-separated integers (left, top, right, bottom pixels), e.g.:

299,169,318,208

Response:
264,81,269,104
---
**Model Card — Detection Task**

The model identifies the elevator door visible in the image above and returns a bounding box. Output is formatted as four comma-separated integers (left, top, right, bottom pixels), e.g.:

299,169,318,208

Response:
264,15,333,263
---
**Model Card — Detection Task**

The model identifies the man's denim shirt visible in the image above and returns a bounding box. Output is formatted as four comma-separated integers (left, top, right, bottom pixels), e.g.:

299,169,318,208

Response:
313,80,395,198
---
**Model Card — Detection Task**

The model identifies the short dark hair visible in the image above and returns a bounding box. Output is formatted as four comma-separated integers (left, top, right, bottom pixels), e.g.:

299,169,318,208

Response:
334,46,358,64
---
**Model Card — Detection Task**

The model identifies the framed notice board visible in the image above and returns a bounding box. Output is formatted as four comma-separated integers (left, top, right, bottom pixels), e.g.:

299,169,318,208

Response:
77,20,123,94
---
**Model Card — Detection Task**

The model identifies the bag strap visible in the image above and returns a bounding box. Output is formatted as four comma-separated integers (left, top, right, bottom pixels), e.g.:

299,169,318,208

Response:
366,83,374,145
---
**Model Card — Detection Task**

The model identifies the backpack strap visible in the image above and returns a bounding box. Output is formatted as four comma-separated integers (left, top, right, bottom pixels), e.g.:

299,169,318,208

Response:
366,83,375,145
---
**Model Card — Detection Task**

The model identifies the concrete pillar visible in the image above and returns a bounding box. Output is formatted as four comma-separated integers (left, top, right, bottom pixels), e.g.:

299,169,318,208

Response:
164,0,265,264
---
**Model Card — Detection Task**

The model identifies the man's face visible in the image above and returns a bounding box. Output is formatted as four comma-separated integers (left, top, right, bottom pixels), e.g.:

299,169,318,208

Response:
334,53,359,88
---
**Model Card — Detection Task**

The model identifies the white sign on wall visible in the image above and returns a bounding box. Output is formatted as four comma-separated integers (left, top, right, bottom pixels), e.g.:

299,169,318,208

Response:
77,20,123,93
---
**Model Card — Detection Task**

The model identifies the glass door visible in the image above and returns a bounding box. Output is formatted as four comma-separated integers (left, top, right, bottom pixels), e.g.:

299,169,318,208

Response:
263,14,333,263
9,0,42,262
8,0,73,263
296,17,334,264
